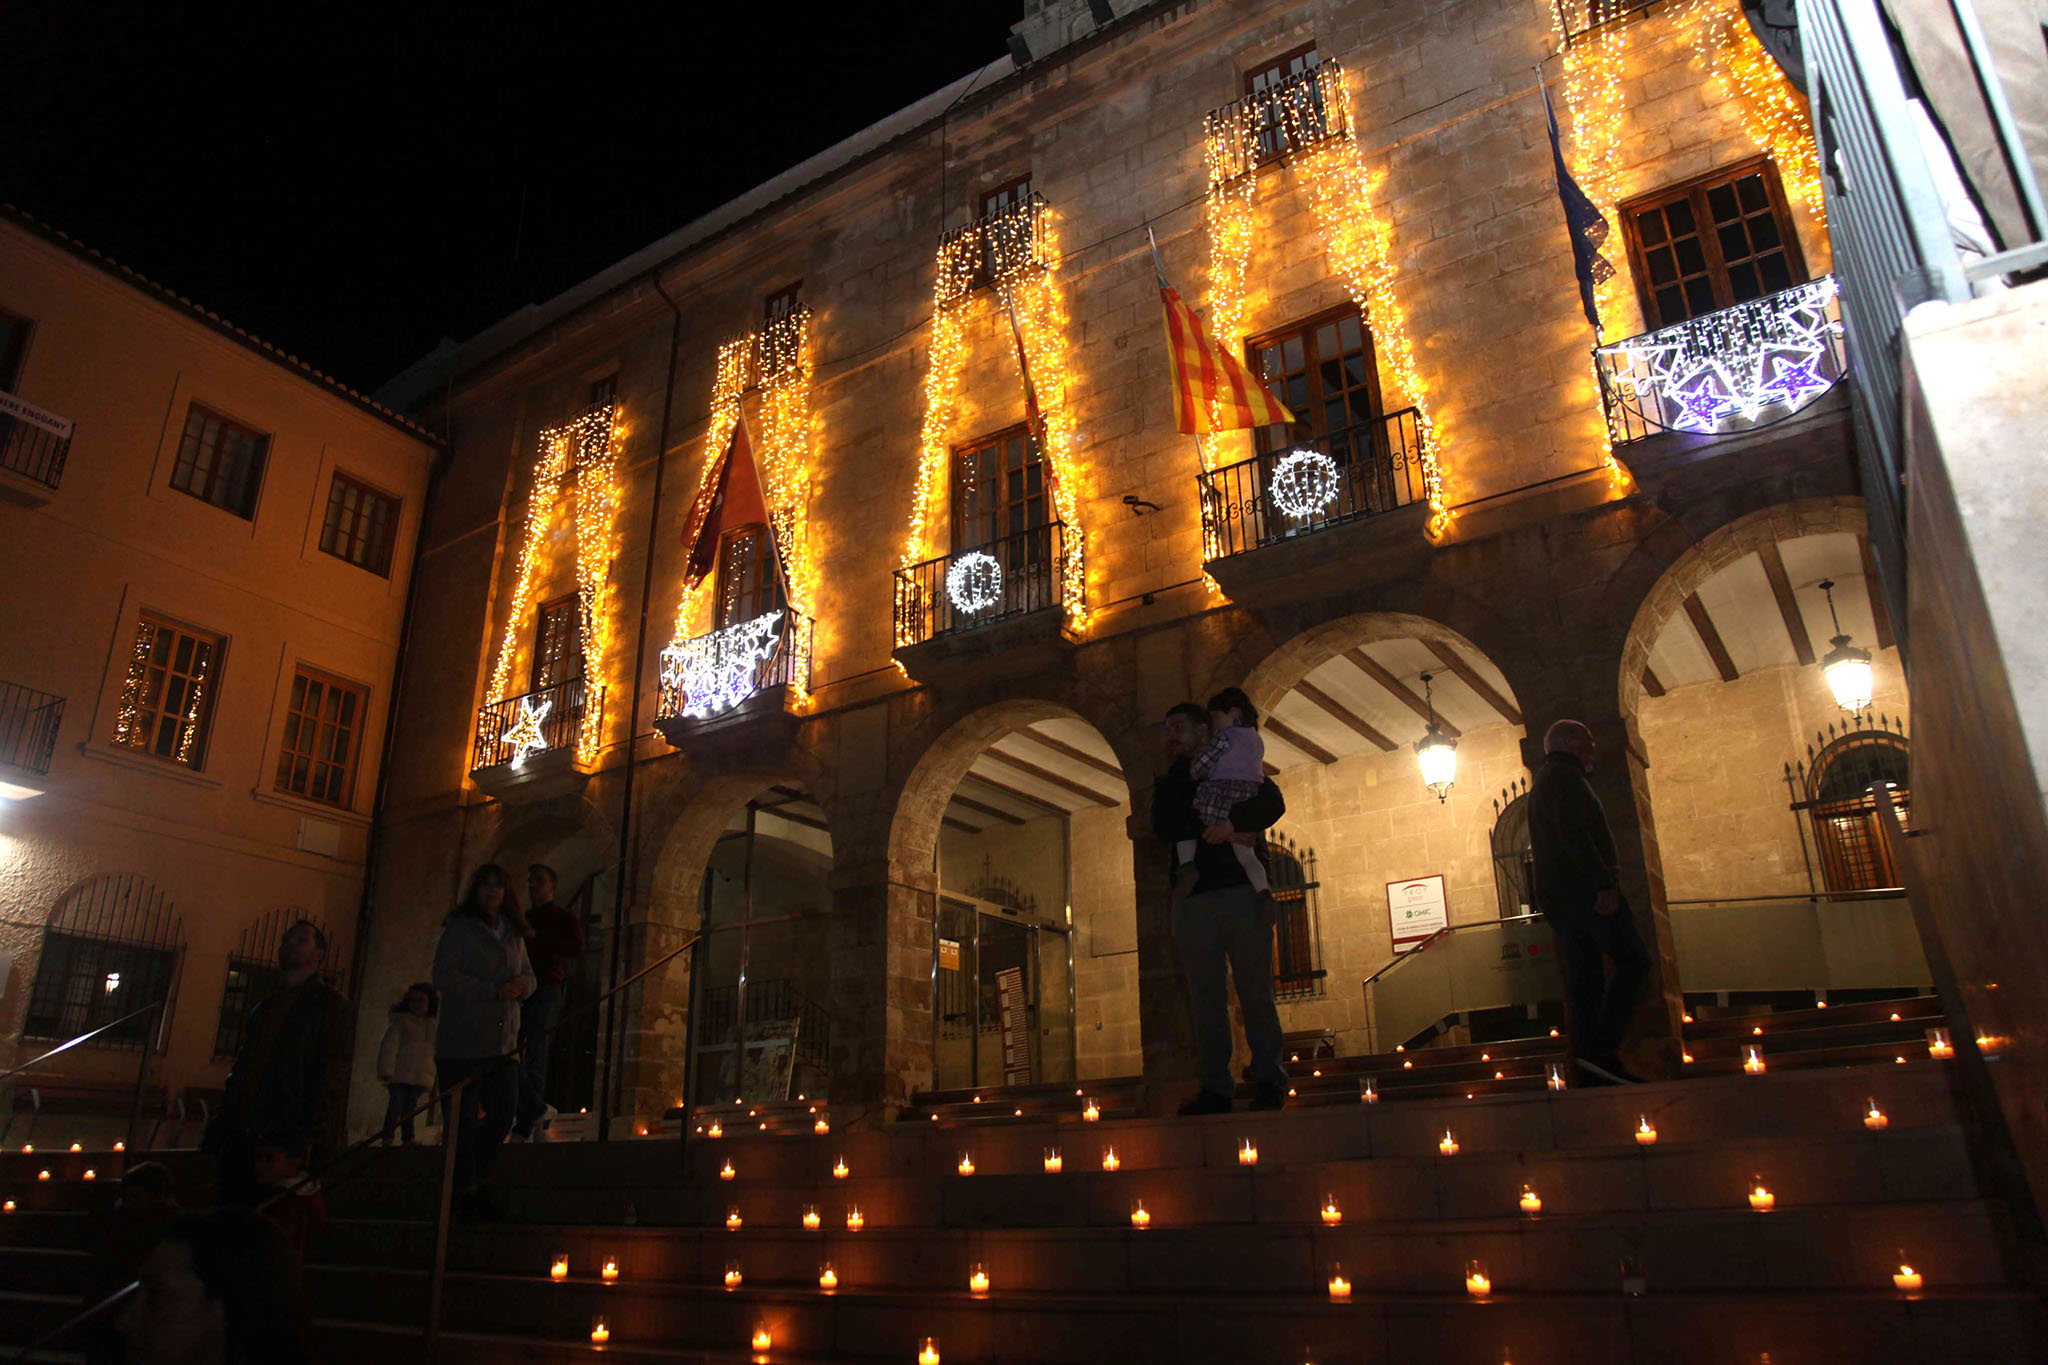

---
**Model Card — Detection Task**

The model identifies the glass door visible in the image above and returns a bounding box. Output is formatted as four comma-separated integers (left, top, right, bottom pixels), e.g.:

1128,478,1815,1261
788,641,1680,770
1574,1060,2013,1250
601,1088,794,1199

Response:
932,900,1074,1091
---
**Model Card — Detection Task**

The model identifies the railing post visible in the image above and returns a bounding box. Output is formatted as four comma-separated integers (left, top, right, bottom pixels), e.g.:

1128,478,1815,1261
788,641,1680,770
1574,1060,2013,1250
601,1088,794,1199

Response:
123,1003,158,1156
423,1074,466,1362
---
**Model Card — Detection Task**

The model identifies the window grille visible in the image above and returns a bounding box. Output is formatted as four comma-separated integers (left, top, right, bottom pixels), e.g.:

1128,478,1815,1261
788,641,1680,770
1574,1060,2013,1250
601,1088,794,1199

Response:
1491,780,1535,917
23,875,184,1049
1268,832,1326,1001
1785,715,1910,895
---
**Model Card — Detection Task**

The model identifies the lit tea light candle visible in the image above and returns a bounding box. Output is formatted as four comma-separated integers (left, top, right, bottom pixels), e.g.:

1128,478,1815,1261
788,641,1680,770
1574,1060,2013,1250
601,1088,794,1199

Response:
919,1339,941,1365
802,1204,821,1230
1360,1078,1378,1104
1321,1195,1342,1226
751,1326,772,1353
1438,1131,1459,1157
1748,1179,1775,1211
1101,1146,1120,1172
1082,1098,1100,1122
818,1263,838,1292
551,1255,569,1281
707,1120,723,1139
726,1208,743,1231
969,1263,989,1296
82,1169,96,1181
1130,1199,1150,1229
20,1145,31,1154
37,1170,50,1182
1044,1147,1063,1173
846,1205,864,1231
1893,1262,1922,1291
113,1141,124,1152
1743,1045,1766,1075
69,1143,81,1153
1682,1053,1694,1064
957,1153,975,1176
1465,1261,1492,1297
832,1157,849,1179
721,1160,736,1181
1238,1139,1258,1167
1327,1266,1351,1301
590,1316,610,1346
1634,1116,1658,1146
814,1117,830,1135
1864,1099,1889,1131
601,1258,619,1282
1402,1060,1413,1070
1519,1185,1542,1214
725,1262,744,1290
1927,1029,1953,1060
3,1200,14,1213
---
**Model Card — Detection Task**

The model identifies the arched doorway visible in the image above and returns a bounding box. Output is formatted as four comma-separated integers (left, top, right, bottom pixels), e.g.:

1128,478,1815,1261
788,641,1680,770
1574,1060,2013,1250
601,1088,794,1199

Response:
1490,781,1534,918
1792,719,1911,894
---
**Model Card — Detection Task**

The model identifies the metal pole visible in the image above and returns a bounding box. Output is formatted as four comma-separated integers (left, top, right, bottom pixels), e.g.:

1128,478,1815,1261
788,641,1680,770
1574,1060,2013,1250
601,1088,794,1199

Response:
124,1003,158,1156
733,802,756,1105
423,1075,466,1361
1947,0,2048,242
677,932,705,1179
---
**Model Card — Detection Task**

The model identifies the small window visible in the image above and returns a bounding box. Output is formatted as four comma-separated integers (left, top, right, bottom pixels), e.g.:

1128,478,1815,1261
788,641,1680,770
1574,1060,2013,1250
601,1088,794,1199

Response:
274,667,366,807
318,473,400,577
978,176,1033,220
23,875,184,1050
588,375,617,409
1621,158,1808,327
1267,834,1325,1001
713,525,784,630
531,594,582,692
951,424,1045,553
1248,305,1381,455
1245,43,1324,163
170,404,269,519
763,285,803,328
111,614,224,769
0,307,31,392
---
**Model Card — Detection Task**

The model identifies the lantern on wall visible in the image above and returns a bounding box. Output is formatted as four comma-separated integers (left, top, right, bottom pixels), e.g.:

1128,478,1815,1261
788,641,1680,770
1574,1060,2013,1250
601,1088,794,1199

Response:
1816,579,1875,713
1414,673,1457,803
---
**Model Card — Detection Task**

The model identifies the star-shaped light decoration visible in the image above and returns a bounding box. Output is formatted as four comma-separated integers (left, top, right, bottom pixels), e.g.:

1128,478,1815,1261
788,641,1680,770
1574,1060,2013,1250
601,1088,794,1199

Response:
1762,351,1831,408
499,696,553,769
1672,375,1734,432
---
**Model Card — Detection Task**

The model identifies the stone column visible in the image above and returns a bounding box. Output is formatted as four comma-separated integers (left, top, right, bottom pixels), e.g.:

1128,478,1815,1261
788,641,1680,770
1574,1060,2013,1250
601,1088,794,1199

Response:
826,857,935,1117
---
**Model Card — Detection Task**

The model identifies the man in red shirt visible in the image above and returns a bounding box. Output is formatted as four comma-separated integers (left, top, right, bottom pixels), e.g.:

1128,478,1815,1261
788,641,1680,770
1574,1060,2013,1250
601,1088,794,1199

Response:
512,864,585,1140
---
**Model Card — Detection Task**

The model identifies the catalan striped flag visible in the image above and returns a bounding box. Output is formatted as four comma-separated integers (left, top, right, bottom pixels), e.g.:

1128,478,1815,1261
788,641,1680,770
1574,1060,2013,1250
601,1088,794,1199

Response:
1151,230,1295,434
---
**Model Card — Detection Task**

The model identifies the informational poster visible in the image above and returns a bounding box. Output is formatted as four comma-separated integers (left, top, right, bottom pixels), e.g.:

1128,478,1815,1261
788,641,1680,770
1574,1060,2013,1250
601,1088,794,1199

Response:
996,966,1032,1085
1386,874,1449,954
937,938,961,972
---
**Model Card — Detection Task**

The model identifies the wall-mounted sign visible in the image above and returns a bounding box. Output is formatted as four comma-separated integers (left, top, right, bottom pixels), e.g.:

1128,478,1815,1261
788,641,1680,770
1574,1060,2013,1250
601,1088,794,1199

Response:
937,938,961,973
1386,874,1448,954
996,966,1032,1085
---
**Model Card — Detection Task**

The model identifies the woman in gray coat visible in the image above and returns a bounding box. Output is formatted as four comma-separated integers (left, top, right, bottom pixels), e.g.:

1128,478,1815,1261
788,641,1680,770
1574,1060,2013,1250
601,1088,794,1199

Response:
431,864,534,1220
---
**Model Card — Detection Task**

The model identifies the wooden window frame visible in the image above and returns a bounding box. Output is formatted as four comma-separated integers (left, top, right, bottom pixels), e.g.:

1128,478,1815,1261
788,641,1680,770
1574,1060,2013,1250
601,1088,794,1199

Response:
530,593,583,693
588,374,618,409
763,283,804,327
110,613,225,770
1618,156,1809,329
712,523,784,630
169,403,270,519
949,422,1046,554
1244,42,1325,166
1245,301,1384,457
977,174,1034,221
273,665,367,809
318,471,401,577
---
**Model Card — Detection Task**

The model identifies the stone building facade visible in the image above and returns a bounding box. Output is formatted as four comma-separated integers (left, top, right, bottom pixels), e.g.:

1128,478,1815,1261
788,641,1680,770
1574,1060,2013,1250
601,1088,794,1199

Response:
356,0,1910,1135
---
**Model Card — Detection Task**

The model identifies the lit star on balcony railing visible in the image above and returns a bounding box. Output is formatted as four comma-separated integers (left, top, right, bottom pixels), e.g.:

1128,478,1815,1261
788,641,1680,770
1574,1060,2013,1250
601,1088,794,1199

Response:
660,612,783,719
499,696,552,770
1596,276,1844,438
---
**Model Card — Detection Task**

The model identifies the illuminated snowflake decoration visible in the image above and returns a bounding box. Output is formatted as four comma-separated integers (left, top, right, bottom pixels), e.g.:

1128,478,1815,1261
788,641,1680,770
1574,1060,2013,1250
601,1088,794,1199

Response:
946,551,1004,616
1598,276,1843,435
1269,448,1341,520
660,611,783,719
498,696,552,770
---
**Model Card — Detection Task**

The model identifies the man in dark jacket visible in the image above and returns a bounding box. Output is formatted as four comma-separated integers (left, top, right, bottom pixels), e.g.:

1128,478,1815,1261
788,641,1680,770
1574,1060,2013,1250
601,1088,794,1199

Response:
1151,701,1289,1115
513,864,584,1141
1528,719,1649,1085
210,920,353,1204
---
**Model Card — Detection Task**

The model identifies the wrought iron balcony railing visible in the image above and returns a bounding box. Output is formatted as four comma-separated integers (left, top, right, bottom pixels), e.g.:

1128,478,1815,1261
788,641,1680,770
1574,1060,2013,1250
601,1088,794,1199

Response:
1553,0,1658,47
1594,277,1847,445
938,192,1051,304
472,674,595,772
0,391,75,491
0,679,64,778
1204,60,1335,179
1197,407,1424,561
894,520,1075,648
655,610,812,723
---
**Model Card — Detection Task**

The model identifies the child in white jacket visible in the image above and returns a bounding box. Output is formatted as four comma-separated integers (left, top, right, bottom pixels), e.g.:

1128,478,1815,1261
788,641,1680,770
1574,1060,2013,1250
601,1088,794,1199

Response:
376,983,437,1145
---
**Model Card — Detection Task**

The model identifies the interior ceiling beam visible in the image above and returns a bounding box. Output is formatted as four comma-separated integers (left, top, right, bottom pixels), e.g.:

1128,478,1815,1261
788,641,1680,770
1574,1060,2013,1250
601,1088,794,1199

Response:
1757,542,1816,666
944,791,1027,826
1682,593,1740,683
1423,639,1523,726
1858,533,1897,649
958,770,1072,817
761,804,830,834
943,816,983,834
1343,647,1461,738
1291,679,1396,751
1018,727,1124,780
979,748,1119,807
1642,666,1666,698
1266,716,1338,766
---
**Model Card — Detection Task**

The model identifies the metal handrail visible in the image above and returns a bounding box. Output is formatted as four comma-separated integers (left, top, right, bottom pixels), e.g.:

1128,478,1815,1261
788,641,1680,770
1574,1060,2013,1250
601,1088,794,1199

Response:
1666,888,1906,905
0,999,166,1086
1357,914,1536,991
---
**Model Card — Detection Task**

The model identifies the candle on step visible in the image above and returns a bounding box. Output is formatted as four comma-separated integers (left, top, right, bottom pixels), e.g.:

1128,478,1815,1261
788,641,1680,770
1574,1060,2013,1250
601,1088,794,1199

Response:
846,1205,864,1231
1547,1063,1565,1092
113,1141,124,1152
1743,1045,1766,1074
1927,1028,1953,1059
1327,1264,1351,1300
720,1159,736,1181
957,1153,975,1176
1321,1195,1342,1226
752,1326,772,1353
37,1170,50,1182
601,1258,619,1282
815,1116,830,1135
1238,1139,1258,1167
1520,1185,1542,1214
1864,1099,1889,1131
1465,1261,1492,1297
1102,1146,1120,1172
1082,1098,1101,1122
550,1255,568,1281
1130,1199,1150,1229
69,1143,81,1152
1635,1116,1658,1146
802,1204,821,1230
1893,1262,1922,1292
590,1316,610,1346
1439,1131,1459,1156
82,1169,96,1181
726,1207,743,1231
1748,1178,1775,1211
919,1339,941,1365
1360,1077,1378,1104
969,1263,989,1296
832,1156,849,1179
1044,1147,1063,1173
707,1120,723,1139
818,1263,838,1292
725,1262,743,1290
2,1201,14,1213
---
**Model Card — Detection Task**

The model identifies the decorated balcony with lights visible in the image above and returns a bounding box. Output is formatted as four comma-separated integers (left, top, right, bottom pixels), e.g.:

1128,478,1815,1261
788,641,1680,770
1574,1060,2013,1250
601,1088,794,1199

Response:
653,609,813,749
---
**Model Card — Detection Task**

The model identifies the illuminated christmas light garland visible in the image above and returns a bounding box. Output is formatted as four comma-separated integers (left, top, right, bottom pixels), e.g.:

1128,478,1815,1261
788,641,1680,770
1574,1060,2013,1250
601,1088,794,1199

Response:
483,403,622,765
1674,0,1825,223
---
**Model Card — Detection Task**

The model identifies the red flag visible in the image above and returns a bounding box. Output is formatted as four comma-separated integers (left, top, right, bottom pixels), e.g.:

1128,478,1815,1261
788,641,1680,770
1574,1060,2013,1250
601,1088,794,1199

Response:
1148,230,1295,434
1003,292,1065,515
682,415,771,591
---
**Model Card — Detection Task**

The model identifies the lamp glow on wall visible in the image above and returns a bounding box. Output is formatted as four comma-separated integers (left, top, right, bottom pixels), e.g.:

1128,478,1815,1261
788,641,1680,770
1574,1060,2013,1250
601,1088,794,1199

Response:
1816,578,1875,712
1414,672,1457,802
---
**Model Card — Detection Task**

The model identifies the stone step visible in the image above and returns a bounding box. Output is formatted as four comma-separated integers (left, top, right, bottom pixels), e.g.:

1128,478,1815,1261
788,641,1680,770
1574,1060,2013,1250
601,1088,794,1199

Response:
1682,996,1942,1037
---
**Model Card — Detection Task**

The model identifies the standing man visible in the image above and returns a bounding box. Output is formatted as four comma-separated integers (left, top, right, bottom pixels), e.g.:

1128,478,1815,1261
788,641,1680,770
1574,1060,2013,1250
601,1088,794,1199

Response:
209,920,353,1206
512,863,584,1141
1152,700,1290,1115
1528,718,1650,1085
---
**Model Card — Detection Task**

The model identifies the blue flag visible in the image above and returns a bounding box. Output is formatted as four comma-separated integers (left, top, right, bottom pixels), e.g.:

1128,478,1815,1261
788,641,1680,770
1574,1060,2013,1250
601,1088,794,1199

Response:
1540,76,1614,333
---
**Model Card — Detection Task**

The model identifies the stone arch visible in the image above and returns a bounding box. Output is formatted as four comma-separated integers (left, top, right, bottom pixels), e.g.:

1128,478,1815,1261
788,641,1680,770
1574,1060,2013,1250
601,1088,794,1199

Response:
1237,609,1525,722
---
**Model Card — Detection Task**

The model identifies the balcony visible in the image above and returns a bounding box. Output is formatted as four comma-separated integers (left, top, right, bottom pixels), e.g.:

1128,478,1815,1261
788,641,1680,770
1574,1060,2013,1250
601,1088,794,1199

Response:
1595,277,1847,446
893,521,1080,681
938,193,1051,306
470,674,601,801
1203,59,1336,179
0,679,64,798
652,609,812,751
0,391,75,502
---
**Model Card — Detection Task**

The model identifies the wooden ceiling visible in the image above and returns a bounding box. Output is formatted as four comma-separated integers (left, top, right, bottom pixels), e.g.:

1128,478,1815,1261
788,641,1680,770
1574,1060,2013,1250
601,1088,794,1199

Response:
1262,636,1521,772
944,716,1127,833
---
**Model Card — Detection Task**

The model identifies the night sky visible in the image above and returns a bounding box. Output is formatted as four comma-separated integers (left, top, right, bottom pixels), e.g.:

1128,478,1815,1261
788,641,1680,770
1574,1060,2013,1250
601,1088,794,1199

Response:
1,3,1018,392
